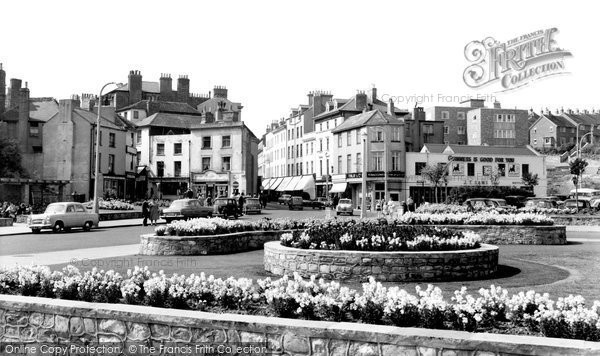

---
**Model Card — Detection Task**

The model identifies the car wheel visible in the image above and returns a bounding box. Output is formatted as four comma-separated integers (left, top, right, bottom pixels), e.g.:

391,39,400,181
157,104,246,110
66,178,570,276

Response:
164,218,172,224
52,221,63,233
83,221,93,231
31,228,41,234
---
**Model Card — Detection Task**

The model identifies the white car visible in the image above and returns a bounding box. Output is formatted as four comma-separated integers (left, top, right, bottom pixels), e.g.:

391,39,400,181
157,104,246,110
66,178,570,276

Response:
336,199,354,216
27,202,99,233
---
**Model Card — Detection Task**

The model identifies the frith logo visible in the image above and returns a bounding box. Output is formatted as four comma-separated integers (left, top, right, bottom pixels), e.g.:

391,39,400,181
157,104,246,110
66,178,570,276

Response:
463,28,572,92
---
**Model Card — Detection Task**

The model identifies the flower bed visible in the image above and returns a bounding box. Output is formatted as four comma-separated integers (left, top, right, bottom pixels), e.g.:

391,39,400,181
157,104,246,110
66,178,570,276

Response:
264,241,498,282
1,264,600,342
154,217,309,236
84,199,135,211
397,212,554,225
280,220,480,251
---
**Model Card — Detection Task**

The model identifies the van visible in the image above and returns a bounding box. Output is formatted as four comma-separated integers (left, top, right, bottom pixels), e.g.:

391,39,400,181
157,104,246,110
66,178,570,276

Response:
288,196,304,210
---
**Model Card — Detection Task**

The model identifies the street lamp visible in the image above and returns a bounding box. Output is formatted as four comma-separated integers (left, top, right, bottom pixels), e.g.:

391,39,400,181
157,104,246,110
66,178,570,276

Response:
575,124,585,159
93,82,118,214
578,131,593,159
318,151,330,199
360,129,368,219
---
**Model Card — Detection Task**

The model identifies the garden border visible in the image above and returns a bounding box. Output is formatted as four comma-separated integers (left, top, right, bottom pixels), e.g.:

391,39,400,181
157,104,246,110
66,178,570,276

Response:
264,241,499,282
1,294,598,356
423,224,566,245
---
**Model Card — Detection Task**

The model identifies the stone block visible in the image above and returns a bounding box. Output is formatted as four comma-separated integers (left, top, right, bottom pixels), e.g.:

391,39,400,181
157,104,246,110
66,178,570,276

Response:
69,317,85,336
330,339,349,356
127,322,151,340
381,344,418,356
349,341,379,356
191,328,226,343
171,327,191,342
5,312,28,326
98,319,126,336
239,331,266,343
282,332,309,354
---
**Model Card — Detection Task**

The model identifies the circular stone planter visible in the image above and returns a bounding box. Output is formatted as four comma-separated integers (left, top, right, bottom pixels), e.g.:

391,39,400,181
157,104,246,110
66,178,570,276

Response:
264,241,499,282
414,225,566,245
140,230,293,255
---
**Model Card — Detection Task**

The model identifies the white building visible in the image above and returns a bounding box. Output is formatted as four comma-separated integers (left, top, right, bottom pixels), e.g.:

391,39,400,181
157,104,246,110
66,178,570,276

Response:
405,144,547,205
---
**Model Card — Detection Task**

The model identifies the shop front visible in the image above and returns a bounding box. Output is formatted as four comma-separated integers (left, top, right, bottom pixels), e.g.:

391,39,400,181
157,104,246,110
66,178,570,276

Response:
191,170,230,199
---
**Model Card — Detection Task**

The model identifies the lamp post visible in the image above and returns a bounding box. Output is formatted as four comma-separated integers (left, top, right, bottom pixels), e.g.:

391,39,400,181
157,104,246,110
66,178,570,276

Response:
575,124,585,159
360,129,368,219
318,152,330,200
578,131,592,159
93,82,117,214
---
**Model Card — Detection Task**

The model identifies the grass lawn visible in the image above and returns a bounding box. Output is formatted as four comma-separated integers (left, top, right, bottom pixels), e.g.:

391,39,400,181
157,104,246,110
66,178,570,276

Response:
50,241,600,302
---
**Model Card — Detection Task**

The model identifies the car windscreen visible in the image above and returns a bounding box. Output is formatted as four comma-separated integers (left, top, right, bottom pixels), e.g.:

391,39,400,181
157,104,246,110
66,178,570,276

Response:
44,204,66,214
170,201,187,208
247,199,259,203
214,200,228,206
339,199,351,204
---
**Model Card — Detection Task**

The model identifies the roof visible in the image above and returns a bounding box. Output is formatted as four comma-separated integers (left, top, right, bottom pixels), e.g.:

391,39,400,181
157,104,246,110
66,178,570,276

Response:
562,112,600,127
117,100,201,115
538,113,576,127
73,108,125,130
29,98,59,122
134,112,199,129
314,96,408,121
197,97,243,112
331,109,403,134
111,81,160,94
421,144,538,156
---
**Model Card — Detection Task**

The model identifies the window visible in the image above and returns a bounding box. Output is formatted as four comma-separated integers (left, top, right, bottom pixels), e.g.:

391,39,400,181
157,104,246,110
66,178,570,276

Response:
133,111,139,119
130,133,134,146
311,161,314,174
319,139,323,151
415,162,426,175
356,130,360,144
467,163,475,176
319,123,322,132
392,151,401,170
123,112,128,120
533,128,537,134
108,154,115,173
287,147,290,159
444,126,449,134
498,163,505,176
347,154,352,173
534,138,538,145
319,159,323,176
457,126,466,134
347,131,351,146
202,136,211,149
311,142,314,154
136,130,142,144
174,143,182,155
338,135,342,148
136,152,141,165
356,153,362,169
222,135,231,148
441,111,449,120
174,161,181,177
338,156,342,174
156,143,165,156
157,161,164,177
372,152,383,171
326,138,329,150
496,114,503,122
457,112,465,120
423,124,433,135
99,131,103,146
374,128,383,141
29,122,39,136
545,137,552,144
549,127,553,132
392,127,402,141
222,156,231,171
571,128,575,133
522,164,529,177
457,141,465,145
326,121,330,130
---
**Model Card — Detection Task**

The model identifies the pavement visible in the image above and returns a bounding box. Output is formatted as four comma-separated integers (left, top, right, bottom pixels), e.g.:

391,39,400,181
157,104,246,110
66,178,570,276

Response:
0,218,152,236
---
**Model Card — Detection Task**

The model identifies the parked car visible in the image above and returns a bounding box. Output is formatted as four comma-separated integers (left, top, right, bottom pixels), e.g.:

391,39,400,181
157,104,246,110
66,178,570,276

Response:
278,194,292,205
212,198,239,219
464,198,508,209
545,196,567,207
288,196,304,210
563,199,592,210
243,198,262,214
504,195,528,208
160,199,213,223
336,198,354,216
309,197,331,210
524,198,558,209
27,202,99,233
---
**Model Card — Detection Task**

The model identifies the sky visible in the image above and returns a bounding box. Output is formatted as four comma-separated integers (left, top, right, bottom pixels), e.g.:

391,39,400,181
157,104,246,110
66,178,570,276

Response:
2,0,598,137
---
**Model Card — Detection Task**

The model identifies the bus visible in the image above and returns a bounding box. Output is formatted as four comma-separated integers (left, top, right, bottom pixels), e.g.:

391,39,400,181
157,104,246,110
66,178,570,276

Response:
569,188,600,201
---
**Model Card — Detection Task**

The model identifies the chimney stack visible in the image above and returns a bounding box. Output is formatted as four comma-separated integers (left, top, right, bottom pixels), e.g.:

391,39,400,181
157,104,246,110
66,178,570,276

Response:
0,63,5,115
355,90,367,112
371,86,377,101
307,91,314,106
8,78,22,110
387,98,395,116
17,85,30,152
160,73,173,101
128,70,142,104
81,93,97,111
213,85,228,99
177,75,190,103
493,101,501,109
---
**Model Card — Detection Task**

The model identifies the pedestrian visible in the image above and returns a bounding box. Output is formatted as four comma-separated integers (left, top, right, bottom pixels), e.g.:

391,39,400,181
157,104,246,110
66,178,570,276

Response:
206,195,212,206
186,189,194,199
407,196,415,212
401,200,408,215
466,200,474,213
149,199,160,226
238,193,245,215
142,199,150,226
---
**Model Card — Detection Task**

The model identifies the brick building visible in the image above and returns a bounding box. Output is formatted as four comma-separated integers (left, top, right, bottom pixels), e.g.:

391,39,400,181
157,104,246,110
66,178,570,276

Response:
529,109,600,149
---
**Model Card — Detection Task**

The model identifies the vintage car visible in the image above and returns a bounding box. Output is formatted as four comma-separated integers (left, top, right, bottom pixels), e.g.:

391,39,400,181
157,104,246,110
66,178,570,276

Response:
464,198,508,209
213,198,239,219
27,202,99,233
243,198,262,214
524,198,558,209
309,197,331,210
504,195,528,208
288,196,304,210
336,198,354,216
564,199,592,210
278,194,292,205
160,199,213,223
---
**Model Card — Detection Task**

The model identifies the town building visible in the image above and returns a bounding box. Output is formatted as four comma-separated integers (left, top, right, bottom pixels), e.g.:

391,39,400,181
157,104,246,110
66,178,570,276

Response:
405,144,547,205
426,99,529,147
404,107,444,152
529,109,600,149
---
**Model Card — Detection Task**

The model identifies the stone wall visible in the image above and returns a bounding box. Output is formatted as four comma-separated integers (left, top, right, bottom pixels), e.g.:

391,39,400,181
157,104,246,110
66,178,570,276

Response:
551,215,600,226
0,217,13,227
435,224,566,245
1,294,598,356
264,241,499,282
140,230,292,255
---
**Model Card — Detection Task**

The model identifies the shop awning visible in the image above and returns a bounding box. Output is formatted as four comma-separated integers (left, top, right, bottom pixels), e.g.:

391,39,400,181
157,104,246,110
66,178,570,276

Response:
329,182,348,193
286,176,302,190
276,177,293,192
262,178,272,190
292,175,316,199
269,177,284,190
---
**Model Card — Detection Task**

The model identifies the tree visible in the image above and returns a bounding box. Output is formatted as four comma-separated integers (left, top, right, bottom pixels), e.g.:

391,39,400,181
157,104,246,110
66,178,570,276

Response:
489,168,502,187
570,158,589,211
0,138,27,178
521,172,539,190
420,163,448,203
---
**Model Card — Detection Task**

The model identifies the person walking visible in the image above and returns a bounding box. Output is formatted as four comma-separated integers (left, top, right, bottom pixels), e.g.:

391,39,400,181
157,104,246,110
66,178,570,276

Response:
142,200,150,226
407,196,415,212
238,193,245,215
149,199,160,226
401,200,408,215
